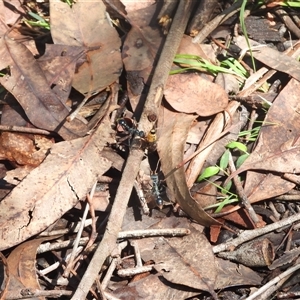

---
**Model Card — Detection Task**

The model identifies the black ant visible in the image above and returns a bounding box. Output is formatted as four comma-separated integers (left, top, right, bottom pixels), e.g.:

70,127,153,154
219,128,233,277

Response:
117,118,145,138
150,173,163,207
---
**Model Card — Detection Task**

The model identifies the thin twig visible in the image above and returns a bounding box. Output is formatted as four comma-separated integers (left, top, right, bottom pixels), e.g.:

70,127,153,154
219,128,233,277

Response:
0,125,51,135
245,260,300,300
228,151,260,225
63,181,97,277
213,212,300,253
71,2,194,299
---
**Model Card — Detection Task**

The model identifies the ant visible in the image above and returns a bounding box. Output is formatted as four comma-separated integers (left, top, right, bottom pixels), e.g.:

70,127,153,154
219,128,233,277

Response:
117,118,145,138
150,173,163,207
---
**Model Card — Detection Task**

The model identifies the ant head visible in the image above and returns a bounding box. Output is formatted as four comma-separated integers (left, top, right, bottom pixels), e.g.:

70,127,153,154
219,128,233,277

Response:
118,119,127,126
138,131,145,138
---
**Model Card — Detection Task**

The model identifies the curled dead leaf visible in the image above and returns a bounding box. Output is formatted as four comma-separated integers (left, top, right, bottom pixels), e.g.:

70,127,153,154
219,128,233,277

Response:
157,108,219,226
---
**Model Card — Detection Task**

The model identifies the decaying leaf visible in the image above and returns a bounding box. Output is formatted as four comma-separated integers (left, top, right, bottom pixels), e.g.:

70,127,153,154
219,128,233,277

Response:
113,274,200,300
0,36,88,140
143,226,218,298
226,79,300,203
50,0,122,95
236,36,300,81
0,119,114,251
6,236,60,300
215,258,262,289
0,132,53,167
122,3,164,109
165,73,228,116
157,108,219,226
38,44,85,104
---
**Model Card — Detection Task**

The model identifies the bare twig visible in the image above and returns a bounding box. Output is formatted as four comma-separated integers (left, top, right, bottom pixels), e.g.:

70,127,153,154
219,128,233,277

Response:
5,289,73,299
118,228,190,239
213,212,300,253
275,8,300,39
245,260,300,300
0,125,51,135
228,151,260,225
71,2,194,299
63,181,97,277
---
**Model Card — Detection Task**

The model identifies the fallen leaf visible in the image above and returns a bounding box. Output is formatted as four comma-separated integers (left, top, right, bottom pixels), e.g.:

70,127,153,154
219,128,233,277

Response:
50,0,122,95
113,274,200,300
0,36,88,140
236,36,300,82
145,226,218,298
122,3,164,109
226,79,300,202
157,108,219,226
38,44,85,104
0,132,53,166
215,258,262,289
165,73,228,116
0,0,25,26
6,236,61,300
0,119,113,251
164,34,228,116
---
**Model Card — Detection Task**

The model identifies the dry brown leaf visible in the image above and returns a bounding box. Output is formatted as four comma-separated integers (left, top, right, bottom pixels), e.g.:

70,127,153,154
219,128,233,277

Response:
163,34,228,116
0,132,53,167
157,108,219,226
122,3,164,109
50,0,122,95
236,36,300,81
215,258,262,289
226,78,300,202
146,226,218,298
165,73,228,116
0,36,88,140
0,119,114,251
113,274,200,300
0,0,25,27
38,44,85,104
6,236,60,300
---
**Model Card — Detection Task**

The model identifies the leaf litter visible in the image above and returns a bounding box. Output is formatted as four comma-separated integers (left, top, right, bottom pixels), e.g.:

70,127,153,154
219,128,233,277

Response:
1,0,300,299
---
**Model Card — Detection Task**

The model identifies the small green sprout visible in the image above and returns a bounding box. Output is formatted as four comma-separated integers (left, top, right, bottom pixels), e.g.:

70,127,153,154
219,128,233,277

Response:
25,12,50,30
61,0,76,7
203,180,238,213
172,54,247,78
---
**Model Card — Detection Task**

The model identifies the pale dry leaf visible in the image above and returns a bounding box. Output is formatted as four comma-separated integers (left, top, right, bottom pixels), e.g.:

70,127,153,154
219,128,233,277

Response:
149,227,217,297
165,73,228,116
0,119,114,251
236,36,300,81
50,0,122,95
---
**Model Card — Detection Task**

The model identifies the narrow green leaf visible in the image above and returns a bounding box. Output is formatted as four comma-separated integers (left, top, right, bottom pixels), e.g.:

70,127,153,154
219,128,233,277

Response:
226,141,248,153
197,166,220,182
223,180,232,192
219,149,230,170
236,153,249,168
